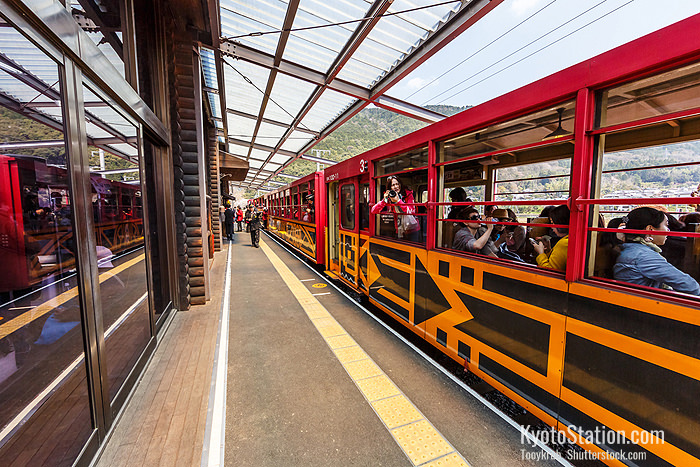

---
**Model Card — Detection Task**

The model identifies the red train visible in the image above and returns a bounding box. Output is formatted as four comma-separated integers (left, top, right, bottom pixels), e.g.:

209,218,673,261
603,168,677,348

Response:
0,154,143,294
260,15,700,467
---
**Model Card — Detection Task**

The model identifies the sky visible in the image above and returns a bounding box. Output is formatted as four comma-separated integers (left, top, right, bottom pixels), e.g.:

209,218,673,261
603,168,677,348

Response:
390,0,700,109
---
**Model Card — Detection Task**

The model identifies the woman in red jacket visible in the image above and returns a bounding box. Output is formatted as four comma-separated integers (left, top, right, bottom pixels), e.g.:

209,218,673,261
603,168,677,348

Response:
370,175,421,242
235,207,244,231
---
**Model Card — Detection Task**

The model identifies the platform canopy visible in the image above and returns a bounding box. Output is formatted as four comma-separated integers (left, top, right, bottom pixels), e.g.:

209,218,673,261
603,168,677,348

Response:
207,0,504,190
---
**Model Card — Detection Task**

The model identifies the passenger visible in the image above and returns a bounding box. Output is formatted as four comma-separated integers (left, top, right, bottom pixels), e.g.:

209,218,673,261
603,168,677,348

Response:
681,212,700,231
537,205,559,247
484,204,498,219
496,209,528,261
593,217,624,278
371,175,420,242
614,207,700,295
244,204,253,232
447,187,469,219
224,202,235,240
248,205,263,248
236,207,244,231
489,209,511,246
532,205,570,272
661,212,686,270
451,206,497,257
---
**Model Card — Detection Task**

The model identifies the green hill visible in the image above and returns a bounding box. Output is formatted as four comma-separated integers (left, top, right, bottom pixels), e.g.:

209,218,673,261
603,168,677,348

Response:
266,104,468,188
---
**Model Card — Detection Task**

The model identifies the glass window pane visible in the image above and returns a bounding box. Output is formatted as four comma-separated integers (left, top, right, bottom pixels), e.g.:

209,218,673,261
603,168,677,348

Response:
438,102,575,163
0,26,92,464
598,61,700,129
374,172,426,244
359,183,369,231
83,81,150,404
375,146,428,177
341,184,354,230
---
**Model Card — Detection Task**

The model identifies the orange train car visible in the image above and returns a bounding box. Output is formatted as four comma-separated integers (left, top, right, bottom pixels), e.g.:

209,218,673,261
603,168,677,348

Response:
264,15,700,466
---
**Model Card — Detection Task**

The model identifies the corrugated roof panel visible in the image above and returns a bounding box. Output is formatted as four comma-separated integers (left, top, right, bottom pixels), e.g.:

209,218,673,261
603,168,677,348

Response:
249,147,272,161
256,121,289,146
281,0,366,72
0,29,61,94
225,144,248,157
84,106,137,138
223,58,270,116
220,0,286,55
0,76,56,104
336,0,459,85
270,153,291,164
280,130,314,153
299,88,356,132
216,0,477,187
263,72,317,124
249,159,264,169
227,114,257,142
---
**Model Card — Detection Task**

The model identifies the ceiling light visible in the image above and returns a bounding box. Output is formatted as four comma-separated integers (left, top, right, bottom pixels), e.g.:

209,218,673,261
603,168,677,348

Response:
543,108,571,140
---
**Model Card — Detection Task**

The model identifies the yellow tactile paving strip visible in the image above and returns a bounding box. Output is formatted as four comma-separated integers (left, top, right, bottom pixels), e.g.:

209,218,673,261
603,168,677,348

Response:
260,240,470,467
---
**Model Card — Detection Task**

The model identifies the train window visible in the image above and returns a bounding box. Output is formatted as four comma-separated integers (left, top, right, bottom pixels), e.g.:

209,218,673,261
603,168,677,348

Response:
340,184,355,230
375,146,428,176
586,138,700,297
372,171,427,244
359,183,370,231
303,188,314,222
439,139,573,269
300,187,308,218
597,61,700,129
585,66,700,297
438,101,575,163
291,186,298,219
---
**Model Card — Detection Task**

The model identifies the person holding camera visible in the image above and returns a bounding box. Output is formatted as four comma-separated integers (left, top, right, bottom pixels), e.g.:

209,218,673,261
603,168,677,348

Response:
370,175,421,242
532,205,570,271
247,205,263,248
451,206,498,257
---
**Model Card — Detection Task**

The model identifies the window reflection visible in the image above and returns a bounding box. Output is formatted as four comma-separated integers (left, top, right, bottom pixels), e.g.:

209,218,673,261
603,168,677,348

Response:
82,80,150,404
0,24,91,463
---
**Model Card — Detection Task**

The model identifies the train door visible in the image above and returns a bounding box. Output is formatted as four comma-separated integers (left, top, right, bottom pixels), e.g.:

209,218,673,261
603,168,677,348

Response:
339,180,358,286
328,181,339,270
358,175,370,291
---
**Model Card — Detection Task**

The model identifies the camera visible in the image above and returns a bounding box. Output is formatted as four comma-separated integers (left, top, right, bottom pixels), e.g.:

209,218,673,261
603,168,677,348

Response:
388,189,397,198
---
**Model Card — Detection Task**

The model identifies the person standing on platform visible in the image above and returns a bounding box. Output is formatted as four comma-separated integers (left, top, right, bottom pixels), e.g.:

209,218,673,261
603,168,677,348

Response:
219,202,226,230
244,204,253,232
236,207,244,231
224,203,235,241
249,205,263,248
